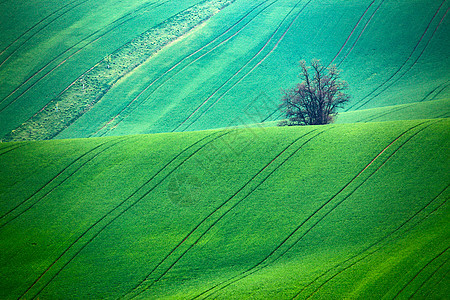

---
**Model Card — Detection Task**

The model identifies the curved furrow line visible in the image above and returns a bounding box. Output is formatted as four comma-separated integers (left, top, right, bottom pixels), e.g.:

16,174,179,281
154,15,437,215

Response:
94,0,275,136
428,81,450,101
408,255,450,299
194,121,432,299
252,0,384,124
418,80,450,102
346,0,447,111
125,127,320,298
0,0,164,112
5,0,234,141
186,0,314,129
352,6,449,111
418,260,450,299
129,128,329,300
0,143,27,156
0,0,82,57
336,0,385,67
357,80,450,123
0,0,92,69
360,104,414,123
0,141,108,222
293,121,444,299
393,247,449,299
172,0,312,133
0,137,129,230
299,183,448,300
26,130,232,300
19,130,217,300
327,0,377,67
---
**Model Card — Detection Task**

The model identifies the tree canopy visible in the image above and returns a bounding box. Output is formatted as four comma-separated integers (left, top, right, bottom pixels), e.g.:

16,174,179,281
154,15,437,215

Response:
280,59,350,126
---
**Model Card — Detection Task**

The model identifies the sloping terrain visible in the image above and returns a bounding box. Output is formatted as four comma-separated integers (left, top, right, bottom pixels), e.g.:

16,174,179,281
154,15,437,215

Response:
0,119,448,299
0,0,449,140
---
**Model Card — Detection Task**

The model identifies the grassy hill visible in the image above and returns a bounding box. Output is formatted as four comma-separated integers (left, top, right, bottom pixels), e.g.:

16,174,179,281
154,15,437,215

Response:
0,0,449,298
0,0,449,140
0,119,448,299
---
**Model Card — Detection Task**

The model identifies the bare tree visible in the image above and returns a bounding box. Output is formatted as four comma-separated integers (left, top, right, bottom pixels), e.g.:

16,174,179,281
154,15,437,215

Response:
279,59,350,126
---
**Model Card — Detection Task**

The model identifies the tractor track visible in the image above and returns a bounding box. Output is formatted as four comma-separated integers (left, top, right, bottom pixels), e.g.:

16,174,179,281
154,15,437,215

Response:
24,130,231,300
198,121,437,299
393,247,449,299
0,143,27,156
94,0,276,137
427,81,450,101
408,255,450,299
352,6,449,111
0,0,92,69
299,184,448,299
127,127,329,299
346,1,448,111
0,0,84,57
328,0,378,66
417,260,450,299
292,121,446,299
335,0,385,67
0,0,165,112
263,0,384,123
0,137,129,229
175,0,314,133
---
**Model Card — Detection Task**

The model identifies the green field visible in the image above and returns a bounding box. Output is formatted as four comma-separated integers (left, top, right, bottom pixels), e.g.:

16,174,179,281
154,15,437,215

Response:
0,0,449,298
0,120,449,299
0,0,449,140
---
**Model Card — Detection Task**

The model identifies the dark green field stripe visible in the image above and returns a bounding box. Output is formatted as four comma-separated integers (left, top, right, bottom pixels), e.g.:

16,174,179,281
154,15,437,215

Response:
129,127,328,299
176,0,314,132
394,247,449,299
95,0,275,137
199,121,438,299
0,137,129,229
0,0,92,69
0,0,165,112
346,0,448,111
293,121,446,299
24,130,230,300
0,0,83,57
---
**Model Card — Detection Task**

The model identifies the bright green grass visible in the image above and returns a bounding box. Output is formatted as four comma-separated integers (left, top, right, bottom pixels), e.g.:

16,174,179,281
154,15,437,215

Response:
0,119,448,298
1,0,449,140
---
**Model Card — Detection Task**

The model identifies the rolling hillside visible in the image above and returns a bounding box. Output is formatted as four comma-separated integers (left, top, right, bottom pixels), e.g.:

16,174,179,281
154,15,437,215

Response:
0,119,449,299
0,0,449,299
0,0,449,140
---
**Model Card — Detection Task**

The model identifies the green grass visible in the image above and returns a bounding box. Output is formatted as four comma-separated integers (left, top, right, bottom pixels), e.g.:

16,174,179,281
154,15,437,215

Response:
0,0,205,138
0,1,449,298
1,0,449,140
0,119,448,298
3,0,234,142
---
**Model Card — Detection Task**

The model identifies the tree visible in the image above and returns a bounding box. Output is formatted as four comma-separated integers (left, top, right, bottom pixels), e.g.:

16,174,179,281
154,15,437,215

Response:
279,59,350,126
